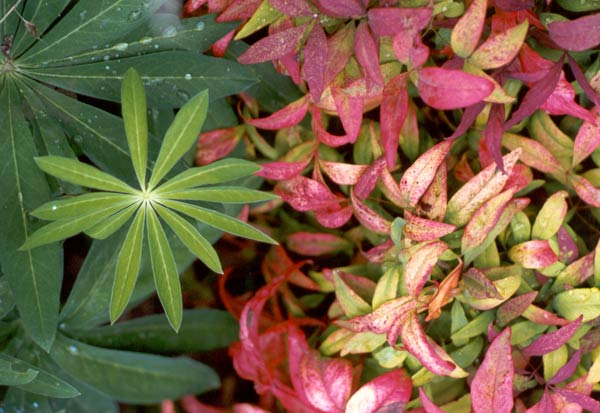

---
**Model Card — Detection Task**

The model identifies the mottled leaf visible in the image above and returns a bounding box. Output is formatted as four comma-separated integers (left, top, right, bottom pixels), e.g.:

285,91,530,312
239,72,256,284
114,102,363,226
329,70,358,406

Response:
405,241,449,297
470,21,528,69
522,316,583,356
549,14,600,52
417,68,494,110
451,0,487,57
238,23,309,64
345,369,412,413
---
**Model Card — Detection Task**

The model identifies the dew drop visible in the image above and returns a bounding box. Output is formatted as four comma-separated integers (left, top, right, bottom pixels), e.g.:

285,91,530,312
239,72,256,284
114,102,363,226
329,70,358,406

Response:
32,402,39,409
51,205,57,211
113,42,128,51
162,25,177,37
103,55,110,61
128,9,143,22
59,322,67,329
139,36,152,45
79,10,87,19
195,21,205,31
184,73,192,80
67,345,79,354
17,192,23,202
105,65,110,70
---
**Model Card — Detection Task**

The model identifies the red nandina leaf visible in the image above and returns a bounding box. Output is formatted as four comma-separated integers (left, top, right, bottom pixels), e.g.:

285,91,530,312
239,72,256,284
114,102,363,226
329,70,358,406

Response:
554,389,600,413
400,312,457,376
256,159,312,180
338,296,416,346
350,189,391,234
567,54,600,107
311,0,364,18
508,240,558,269
571,174,600,207
311,107,356,147
403,211,456,243
218,0,261,21
381,74,409,168
417,68,494,110
180,396,228,413
246,96,309,130
367,7,432,36
464,268,503,300
451,0,487,57
485,104,507,172
549,14,600,52
417,162,448,221
354,22,383,90
469,20,528,70
447,101,486,140
196,127,243,165
314,204,354,228
557,226,579,264
526,389,556,413
393,32,430,67
270,0,313,16
497,291,538,326
299,347,353,412
355,157,387,199
426,260,462,321
548,348,582,385
279,50,302,84
419,388,446,413
380,167,405,208
303,24,328,102
471,328,514,413
345,369,412,413
573,109,600,167
504,58,563,129
332,87,364,143
544,75,595,123
276,176,341,211
404,241,450,297
211,30,235,57
325,23,355,86
522,304,569,326
494,0,534,11
400,140,452,207
238,23,309,64
502,133,562,175
287,232,351,256
522,316,583,356
320,160,369,185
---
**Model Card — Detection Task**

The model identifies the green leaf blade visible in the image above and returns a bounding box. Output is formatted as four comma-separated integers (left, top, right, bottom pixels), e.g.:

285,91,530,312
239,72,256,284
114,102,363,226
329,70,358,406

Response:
146,207,182,331
35,156,137,193
33,193,136,221
161,187,278,204
154,203,222,274
121,68,148,189
149,90,209,189
85,203,140,240
110,206,146,324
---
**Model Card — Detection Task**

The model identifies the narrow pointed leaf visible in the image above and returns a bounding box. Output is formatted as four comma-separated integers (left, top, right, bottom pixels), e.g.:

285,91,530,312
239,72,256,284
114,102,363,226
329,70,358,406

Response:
405,241,449,297
35,156,136,193
522,316,583,356
471,328,514,413
497,292,537,326
345,369,412,413
32,193,136,220
149,90,209,188
85,203,140,240
154,203,222,274
548,348,582,385
0,358,38,386
508,240,558,269
417,68,494,110
147,207,182,331
161,200,276,244
302,24,328,102
381,74,408,168
469,21,528,70
21,200,135,250
245,96,309,130
350,190,391,234
549,14,600,52
531,191,568,240
554,389,600,412
238,23,309,64
573,110,600,167
354,22,383,88
419,388,446,413
451,0,487,57
155,158,261,193
122,68,148,188
110,206,146,323
404,211,456,242
161,187,278,204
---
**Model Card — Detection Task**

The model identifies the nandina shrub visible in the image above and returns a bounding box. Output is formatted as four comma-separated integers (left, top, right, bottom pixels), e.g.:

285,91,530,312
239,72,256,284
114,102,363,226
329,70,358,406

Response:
177,0,600,412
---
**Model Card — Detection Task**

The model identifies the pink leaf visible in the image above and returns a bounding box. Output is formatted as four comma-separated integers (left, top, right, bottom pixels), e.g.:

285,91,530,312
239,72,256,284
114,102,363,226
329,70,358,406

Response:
549,14,600,52
320,160,369,185
522,316,583,356
256,159,312,180
471,328,514,413
494,0,534,11
338,296,416,346
311,0,364,18
270,0,313,16
367,7,432,36
246,96,309,130
355,157,387,199
332,87,364,143
508,239,558,269
279,50,302,84
238,23,309,64
502,134,562,175
287,232,351,256
181,396,228,413
568,54,600,107
464,267,503,300
497,291,538,326
218,0,262,21
350,189,391,234
314,204,354,228
211,30,235,57
303,25,328,102
345,369,412,413
554,389,600,413
400,312,457,376
572,109,600,166
400,140,452,207
380,167,405,208
557,226,579,264
403,211,456,242
447,101,486,140
311,107,356,147
522,304,569,326
354,22,383,90
542,73,595,123
417,68,494,110
325,23,355,86
196,127,243,165
276,176,341,211
485,104,507,172
570,174,600,207
525,389,556,413
548,348,582,385
404,241,450,297
381,74,409,168
419,388,446,413
417,162,448,221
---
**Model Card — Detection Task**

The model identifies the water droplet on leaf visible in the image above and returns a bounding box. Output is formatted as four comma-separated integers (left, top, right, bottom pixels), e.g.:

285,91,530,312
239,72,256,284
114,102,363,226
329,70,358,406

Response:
184,73,192,80
128,9,143,21
195,21,205,31
67,345,79,354
113,42,128,51
162,25,177,37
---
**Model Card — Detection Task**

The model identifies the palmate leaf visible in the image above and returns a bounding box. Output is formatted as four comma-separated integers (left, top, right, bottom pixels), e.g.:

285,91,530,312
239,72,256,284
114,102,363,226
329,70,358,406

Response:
85,203,139,240
121,68,148,189
32,193,137,221
159,187,279,203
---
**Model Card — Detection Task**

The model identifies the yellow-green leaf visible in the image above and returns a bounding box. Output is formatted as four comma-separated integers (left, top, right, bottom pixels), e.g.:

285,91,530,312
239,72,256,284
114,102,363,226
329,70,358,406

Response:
234,0,283,40
160,187,278,204
531,191,568,240
450,0,487,58
554,288,600,321
85,202,140,240
469,20,529,70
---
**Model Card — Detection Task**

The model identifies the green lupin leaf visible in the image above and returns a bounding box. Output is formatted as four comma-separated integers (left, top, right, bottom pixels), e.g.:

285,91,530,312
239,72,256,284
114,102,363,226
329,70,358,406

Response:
159,187,278,203
32,193,136,220
146,207,182,331
121,68,148,189
148,90,209,189
85,203,140,240
35,156,137,194
110,205,146,324
154,203,222,274
161,199,277,244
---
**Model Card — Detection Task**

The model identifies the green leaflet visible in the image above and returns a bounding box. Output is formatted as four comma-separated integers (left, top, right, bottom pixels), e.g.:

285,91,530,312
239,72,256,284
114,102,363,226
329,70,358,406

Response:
162,200,277,244
158,187,278,203
110,205,146,324
32,193,137,220
154,203,222,274
146,207,182,331
50,335,219,404
121,68,148,188
2,388,53,413
85,203,139,240
154,158,261,193
34,157,137,193
0,358,39,386
148,89,209,188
